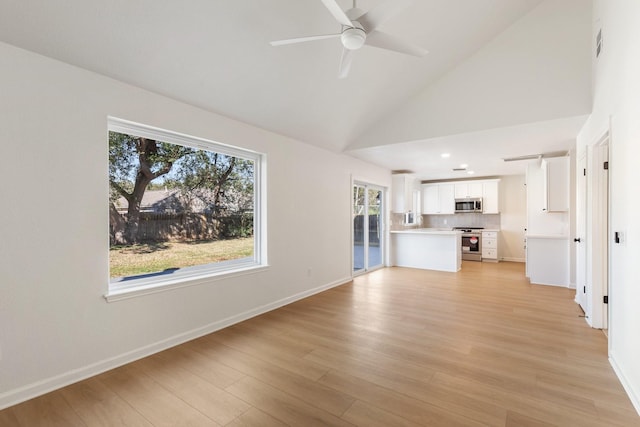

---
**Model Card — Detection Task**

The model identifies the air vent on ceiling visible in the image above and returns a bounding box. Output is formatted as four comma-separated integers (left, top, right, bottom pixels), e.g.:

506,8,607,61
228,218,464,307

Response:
452,168,467,171
391,169,414,174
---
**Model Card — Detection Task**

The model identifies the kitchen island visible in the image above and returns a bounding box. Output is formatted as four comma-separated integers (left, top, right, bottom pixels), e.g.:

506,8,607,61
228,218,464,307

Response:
391,228,462,272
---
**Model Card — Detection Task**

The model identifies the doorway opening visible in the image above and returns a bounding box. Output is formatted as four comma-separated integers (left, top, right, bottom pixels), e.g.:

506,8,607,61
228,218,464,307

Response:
353,183,385,274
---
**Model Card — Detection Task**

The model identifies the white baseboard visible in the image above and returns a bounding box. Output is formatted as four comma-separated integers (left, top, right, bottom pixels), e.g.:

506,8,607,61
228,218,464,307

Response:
499,257,525,263
0,276,352,411
610,354,640,416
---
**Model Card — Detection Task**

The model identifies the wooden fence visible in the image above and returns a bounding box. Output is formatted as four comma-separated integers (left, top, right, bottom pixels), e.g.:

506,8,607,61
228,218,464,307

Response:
112,212,253,244
353,215,381,246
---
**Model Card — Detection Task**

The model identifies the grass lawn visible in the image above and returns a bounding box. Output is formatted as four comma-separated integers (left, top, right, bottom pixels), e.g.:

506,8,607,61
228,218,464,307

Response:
109,237,253,278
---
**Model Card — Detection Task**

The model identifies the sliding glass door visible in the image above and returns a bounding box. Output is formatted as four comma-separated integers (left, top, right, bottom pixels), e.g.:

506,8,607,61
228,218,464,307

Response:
353,183,384,274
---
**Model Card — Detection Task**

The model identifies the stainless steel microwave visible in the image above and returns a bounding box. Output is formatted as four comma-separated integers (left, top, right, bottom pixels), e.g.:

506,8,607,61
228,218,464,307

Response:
455,198,483,213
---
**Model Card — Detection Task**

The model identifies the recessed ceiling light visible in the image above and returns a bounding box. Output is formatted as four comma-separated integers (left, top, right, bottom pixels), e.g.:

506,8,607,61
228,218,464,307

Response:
467,171,475,175
460,163,468,169
441,153,450,158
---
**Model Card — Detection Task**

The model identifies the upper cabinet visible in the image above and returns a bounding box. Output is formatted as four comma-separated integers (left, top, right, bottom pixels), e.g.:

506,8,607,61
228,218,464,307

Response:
422,184,439,214
526,161,569,236
482,180,500,214
542,157,569,212
423,179,500,215
422,183,455,215
454,182,483,199
392,174,419,213
439,184,455,214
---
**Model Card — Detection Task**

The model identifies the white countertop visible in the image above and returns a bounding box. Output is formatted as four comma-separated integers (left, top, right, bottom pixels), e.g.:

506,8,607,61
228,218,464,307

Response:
391,228,501,235
391,228,461,235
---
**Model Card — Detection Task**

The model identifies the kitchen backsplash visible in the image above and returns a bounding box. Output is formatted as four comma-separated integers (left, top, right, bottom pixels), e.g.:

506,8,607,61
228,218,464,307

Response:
390,212,501,230
390,212,420,231
422,213,501,229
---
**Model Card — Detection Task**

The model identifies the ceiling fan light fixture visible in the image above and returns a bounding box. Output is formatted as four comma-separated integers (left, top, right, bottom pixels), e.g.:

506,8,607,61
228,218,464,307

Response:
270,0,427,78
341,27,366,50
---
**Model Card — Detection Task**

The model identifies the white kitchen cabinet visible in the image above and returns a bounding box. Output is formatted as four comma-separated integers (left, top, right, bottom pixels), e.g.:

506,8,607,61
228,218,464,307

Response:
422,183,454,214
482,180,500,214
439,184,455,214
454,182,483,199
527,162,568,236
424,179,500,215
482,231,498,262
422,184,439,214
541,157,569,212
391,174,415,213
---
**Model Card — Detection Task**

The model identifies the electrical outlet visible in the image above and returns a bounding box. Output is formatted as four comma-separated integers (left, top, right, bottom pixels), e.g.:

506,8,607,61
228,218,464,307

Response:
307,268,312,277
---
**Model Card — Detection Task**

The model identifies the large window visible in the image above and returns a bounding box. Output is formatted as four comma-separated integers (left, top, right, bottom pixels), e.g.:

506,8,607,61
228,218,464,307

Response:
106,118,264,300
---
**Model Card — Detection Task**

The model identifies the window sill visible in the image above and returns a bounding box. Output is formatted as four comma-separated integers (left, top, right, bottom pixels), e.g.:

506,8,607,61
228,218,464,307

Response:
104,263,269,303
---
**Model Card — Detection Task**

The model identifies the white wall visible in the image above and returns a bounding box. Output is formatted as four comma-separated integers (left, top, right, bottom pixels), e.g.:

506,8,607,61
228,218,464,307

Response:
498,175,526,262
350,0,592,149
576,0,640,414
0,41,390,408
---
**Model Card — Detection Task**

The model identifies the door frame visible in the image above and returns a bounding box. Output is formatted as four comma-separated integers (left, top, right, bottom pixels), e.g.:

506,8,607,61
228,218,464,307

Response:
351,179,387,276
575,150,587,312
583,129,610,331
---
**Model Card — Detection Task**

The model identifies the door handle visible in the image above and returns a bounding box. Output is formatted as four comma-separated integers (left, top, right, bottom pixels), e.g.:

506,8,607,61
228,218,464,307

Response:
574,238,581,243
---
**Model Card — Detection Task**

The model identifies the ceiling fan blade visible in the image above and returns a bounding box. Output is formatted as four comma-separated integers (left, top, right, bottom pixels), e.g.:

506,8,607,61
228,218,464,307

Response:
365,30,428,57
338,48,354,79
270,33,341,46
320,0,354,27
357,0,413,32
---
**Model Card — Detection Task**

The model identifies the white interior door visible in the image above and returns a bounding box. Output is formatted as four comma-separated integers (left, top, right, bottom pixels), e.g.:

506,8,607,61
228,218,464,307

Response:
600,145,609,330
584,135,610,330
592,142,609,330
576,152,587,312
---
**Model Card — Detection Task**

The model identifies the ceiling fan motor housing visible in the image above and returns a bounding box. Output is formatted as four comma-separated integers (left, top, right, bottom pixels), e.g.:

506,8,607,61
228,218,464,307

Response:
341,26,366,50
342,7,366,50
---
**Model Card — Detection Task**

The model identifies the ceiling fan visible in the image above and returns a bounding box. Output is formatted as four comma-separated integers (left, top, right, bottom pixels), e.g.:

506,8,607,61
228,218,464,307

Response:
270,0,428,78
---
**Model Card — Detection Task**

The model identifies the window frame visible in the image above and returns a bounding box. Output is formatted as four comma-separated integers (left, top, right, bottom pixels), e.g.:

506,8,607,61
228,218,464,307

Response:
105,117,267,302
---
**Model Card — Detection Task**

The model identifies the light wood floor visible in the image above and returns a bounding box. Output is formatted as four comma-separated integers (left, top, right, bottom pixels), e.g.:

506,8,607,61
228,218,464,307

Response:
2,262,638,426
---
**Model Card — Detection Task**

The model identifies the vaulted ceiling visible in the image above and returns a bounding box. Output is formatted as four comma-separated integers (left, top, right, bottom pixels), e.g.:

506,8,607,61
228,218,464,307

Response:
0,0,592,180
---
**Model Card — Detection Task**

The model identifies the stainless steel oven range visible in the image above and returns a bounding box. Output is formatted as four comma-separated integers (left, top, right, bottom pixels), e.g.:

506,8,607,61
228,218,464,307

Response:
454,227,484,261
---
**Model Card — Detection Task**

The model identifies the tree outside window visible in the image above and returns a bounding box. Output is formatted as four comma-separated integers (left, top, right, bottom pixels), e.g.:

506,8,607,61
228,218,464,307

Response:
108,127,257,282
